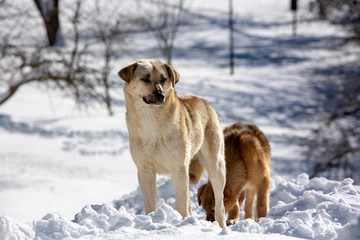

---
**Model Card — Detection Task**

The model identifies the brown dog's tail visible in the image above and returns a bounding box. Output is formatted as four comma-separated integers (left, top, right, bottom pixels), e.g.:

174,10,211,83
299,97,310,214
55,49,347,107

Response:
189,155,206,184
224,122,270,169
239,133,270,173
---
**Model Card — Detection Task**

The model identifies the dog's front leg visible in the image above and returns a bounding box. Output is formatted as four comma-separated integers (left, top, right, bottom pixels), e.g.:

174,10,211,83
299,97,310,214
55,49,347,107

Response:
172,166,191,218
138,168,156,215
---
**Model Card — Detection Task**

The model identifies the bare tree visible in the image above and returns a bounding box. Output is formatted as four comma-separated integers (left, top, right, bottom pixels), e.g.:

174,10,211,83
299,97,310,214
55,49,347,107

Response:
310,0,360,39
33,0,65,46
306,63,360,183
137,0,187,65
0,0,98,106
291,0,298,37
90,2,128,115
306,0,360,183
1,0,131,113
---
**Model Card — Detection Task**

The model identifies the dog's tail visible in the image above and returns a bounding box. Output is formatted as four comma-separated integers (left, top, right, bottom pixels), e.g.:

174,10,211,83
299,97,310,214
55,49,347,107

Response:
239,133,270,173
224,122,270,169
189,155,206,184
236,126,271,220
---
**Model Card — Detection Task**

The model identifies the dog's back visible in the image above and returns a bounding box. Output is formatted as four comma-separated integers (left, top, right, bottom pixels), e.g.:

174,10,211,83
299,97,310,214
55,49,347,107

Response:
224,122,271,220
196,122,271,224
224,122,270,185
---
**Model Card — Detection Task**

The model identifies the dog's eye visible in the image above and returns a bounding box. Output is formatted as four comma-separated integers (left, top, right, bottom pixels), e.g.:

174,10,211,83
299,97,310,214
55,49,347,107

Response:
210,210,215,213
141,78,150,83
160,77,167,83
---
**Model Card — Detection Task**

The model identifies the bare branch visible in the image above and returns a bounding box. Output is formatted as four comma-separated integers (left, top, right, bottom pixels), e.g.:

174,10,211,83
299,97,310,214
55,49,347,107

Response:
137,0,188,65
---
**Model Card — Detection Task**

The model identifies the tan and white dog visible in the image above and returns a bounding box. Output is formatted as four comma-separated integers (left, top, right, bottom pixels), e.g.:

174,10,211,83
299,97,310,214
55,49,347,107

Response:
118,59,227,228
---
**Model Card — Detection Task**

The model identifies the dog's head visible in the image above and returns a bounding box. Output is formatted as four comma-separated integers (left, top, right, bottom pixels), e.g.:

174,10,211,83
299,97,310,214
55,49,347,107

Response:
118,59,180,106
197,183,216,222
197,183,234,222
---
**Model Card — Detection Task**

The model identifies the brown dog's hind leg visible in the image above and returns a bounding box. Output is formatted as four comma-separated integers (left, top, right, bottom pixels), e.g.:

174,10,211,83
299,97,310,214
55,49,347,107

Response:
256,176,270,221
238,191,245,209
244,187,256,220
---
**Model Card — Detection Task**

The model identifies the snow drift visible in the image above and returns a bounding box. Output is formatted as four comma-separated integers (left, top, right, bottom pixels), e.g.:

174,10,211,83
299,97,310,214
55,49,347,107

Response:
1,173,359,240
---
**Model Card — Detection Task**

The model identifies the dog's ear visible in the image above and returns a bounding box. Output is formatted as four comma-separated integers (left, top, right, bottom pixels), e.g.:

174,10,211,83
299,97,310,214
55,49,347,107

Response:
197,184,206,206
164,64,180,87
118,63,138,83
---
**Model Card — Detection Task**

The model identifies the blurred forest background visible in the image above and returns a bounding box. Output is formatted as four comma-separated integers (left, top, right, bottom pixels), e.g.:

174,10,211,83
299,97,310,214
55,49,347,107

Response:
305,0,360,183
0,0,359,183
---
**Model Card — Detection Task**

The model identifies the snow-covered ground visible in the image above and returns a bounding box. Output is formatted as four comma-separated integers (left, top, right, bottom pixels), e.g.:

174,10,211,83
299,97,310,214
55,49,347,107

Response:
1,0,360,239
2,175,360,240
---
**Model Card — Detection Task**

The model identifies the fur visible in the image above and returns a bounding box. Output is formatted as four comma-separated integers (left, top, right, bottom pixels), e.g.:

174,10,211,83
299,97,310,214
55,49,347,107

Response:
118,59,227,228
192,122,271,225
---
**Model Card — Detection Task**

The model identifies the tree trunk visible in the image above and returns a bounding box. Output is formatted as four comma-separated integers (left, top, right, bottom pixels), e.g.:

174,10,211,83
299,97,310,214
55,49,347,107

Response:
164,45,172,66
229,0,234,75
33,0,64,46
291,0,297,38
103,48,113,116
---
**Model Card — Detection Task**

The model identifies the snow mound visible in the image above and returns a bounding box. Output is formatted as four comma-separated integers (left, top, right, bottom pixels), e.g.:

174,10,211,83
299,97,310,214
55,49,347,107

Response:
1,173,359,239
336,215,360,240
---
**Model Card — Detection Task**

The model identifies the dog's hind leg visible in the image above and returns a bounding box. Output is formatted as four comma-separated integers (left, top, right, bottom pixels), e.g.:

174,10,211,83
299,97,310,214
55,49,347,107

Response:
244,187,256,220
138,168,156,215
200,129,226,226
208,160,226,228
199,148,226,228
201,149,226,228
256,176,270,221
238,191,245,209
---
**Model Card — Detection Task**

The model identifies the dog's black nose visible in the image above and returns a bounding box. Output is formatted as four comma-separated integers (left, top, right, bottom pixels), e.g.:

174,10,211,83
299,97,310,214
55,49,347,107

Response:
155,91,165,102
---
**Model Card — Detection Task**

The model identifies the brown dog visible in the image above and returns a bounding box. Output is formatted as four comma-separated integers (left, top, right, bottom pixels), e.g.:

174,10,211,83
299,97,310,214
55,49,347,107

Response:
191,122,271,225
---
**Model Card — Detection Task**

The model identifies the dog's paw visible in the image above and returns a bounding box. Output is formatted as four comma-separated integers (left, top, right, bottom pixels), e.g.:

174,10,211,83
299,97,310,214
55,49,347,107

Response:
226,219,239,226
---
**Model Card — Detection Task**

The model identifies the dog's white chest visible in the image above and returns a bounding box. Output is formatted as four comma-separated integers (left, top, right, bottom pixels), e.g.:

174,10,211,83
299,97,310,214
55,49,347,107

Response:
127,109,185,174
139,115,159,141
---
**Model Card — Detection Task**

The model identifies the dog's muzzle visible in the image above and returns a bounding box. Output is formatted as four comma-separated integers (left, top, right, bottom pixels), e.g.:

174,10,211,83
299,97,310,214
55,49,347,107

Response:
143,90,165,106
206,213,215,222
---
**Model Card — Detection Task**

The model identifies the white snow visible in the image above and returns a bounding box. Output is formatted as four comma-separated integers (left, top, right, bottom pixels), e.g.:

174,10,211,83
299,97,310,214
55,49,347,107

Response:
1,0,360,239
0,175,359,239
